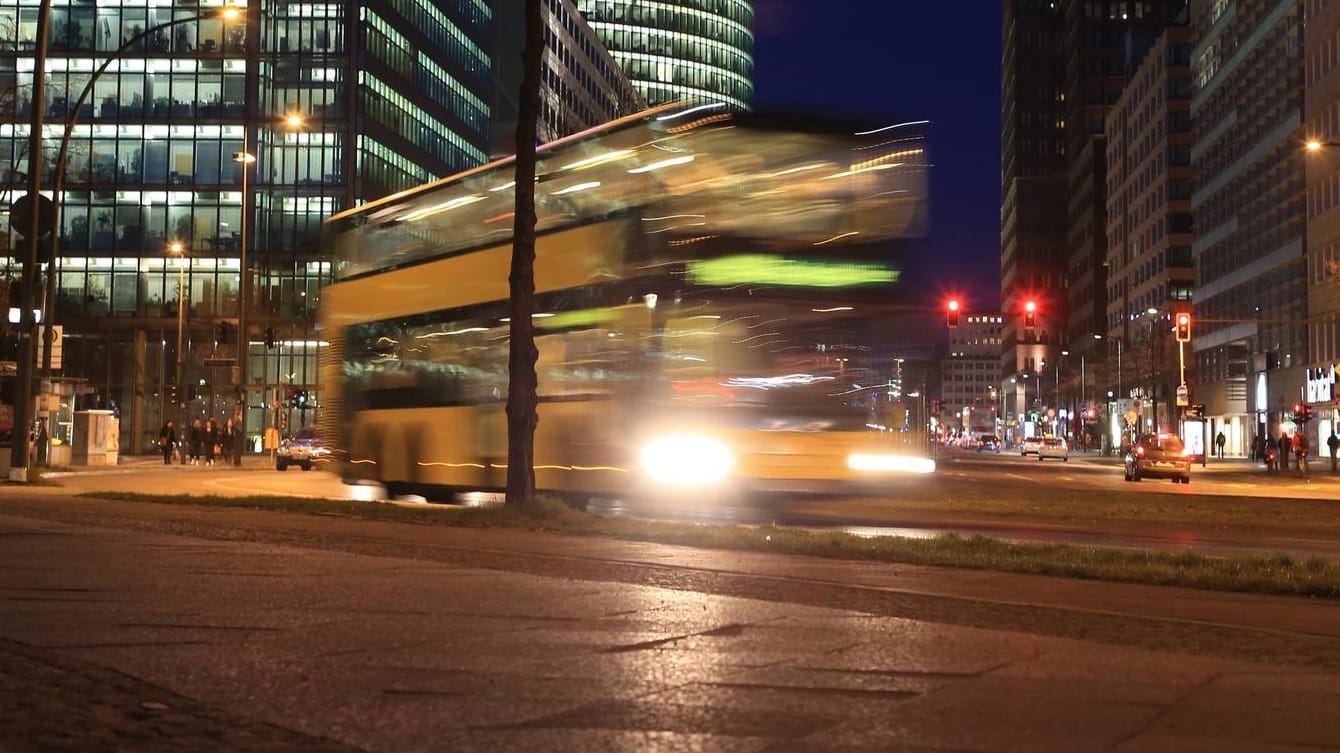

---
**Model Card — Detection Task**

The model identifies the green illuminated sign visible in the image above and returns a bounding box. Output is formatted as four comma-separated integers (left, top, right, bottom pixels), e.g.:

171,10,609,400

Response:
687,254,899,288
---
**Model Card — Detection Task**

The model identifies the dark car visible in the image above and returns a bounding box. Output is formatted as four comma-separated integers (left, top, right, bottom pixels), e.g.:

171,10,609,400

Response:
977,435,1001,452
1124,433,1191,484
276,426,328,471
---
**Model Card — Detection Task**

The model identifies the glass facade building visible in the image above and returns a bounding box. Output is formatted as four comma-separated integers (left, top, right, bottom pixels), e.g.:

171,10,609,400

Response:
0,0,493,453
573,0,753,110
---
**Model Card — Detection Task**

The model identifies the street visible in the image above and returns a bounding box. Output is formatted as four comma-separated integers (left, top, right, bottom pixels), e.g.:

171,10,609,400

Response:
44,452,1340,562
3,490,1340,752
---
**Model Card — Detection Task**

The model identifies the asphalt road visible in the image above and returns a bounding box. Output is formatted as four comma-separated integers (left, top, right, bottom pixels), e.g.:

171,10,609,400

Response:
48,453,1340,562
4,491,1340,751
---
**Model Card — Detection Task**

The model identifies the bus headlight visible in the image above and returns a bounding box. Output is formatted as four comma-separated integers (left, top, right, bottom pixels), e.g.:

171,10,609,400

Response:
640,435,735,485
847,454,936,474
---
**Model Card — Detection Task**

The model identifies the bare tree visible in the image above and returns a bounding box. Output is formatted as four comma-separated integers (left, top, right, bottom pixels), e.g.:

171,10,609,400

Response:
505,0,543,506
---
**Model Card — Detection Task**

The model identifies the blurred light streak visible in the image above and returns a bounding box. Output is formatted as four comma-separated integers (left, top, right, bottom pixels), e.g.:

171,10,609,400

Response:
551,181,602,195
812,306,854,312
628,155,696,174
562,149,634,170
853,119,931,136
656,102,727,121
813,232,859,246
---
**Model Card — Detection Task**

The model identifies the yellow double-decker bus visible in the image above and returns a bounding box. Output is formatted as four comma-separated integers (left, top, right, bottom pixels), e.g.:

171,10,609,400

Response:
319,105,934,503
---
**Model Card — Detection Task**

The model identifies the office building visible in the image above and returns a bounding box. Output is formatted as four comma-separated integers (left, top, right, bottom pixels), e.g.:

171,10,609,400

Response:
1190,0,1306,447
1302,0,1340,443
573,0,754,110
1001,0,1187,443
941,313,1003,437
1103,24,1195,445
0,0,494,452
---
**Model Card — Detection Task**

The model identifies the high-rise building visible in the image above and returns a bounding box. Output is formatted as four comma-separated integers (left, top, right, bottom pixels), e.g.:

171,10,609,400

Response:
941,313,1004,437
1001,0,1186,439
1302,0,1340,443
0,0,494,453
1000,0,1067,431
573,0,754,110
1104,23,1194,443
1190,0,1305,446
490,0,646,148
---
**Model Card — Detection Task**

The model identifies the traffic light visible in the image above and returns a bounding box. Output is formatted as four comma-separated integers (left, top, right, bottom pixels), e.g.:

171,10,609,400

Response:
946,299,960,327
1024,300,1037,329
1294,403,1315,423
1175,312,1191,342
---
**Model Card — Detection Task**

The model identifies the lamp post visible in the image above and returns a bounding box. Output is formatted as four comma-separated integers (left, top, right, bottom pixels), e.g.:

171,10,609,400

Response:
232,136,255,466
168,242,186,430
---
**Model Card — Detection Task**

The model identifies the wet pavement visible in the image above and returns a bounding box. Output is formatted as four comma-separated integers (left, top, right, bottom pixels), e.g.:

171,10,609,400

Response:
2,492,1340,752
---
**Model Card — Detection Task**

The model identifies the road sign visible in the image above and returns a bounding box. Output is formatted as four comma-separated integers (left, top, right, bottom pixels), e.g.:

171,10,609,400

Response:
1176,383,1189,407
8,193,55,238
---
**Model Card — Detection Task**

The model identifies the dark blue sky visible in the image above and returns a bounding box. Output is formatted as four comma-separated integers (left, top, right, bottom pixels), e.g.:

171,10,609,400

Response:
752,1,1002,310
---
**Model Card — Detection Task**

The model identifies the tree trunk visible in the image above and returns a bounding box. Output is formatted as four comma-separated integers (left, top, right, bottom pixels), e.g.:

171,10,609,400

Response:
505,0,544,506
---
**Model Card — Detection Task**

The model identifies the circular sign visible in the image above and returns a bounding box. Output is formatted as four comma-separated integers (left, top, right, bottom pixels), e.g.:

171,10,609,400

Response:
8,193,56,239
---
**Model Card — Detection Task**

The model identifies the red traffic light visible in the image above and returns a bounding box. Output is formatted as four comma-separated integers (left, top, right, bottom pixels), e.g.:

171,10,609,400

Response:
1175,312,1191,342
946,298,961,326
947,299,960,312
1023,300,1037,329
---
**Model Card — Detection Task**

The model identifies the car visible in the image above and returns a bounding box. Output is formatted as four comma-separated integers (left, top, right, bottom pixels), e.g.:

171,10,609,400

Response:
1124,433,1191,484
1020,436,1043,456
977,435,1001,453
276,427,328,471
1037,437,1069,461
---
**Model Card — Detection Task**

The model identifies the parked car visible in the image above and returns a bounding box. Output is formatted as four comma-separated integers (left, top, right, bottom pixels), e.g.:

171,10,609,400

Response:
1124,433,1191,484
276,426,328,471
1019,436,1044,456
1037,437,1069,461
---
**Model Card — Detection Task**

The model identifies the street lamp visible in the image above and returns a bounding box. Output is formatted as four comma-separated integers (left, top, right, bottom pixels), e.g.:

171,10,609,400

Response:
232,137,256,466
168,242,187,436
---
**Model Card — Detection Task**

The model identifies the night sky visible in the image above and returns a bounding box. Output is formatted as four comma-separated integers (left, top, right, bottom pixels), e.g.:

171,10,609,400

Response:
752,1,1003,312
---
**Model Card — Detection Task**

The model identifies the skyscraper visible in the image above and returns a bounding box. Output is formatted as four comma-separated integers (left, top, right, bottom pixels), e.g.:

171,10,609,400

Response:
1190,0,1305,443
572,0,754,110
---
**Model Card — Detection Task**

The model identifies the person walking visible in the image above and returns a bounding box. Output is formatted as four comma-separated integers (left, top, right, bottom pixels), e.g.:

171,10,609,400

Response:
1215,430,1226,458
1295,430,1310,479
1328,431,1339,473
157,420,176,465
188,418,203,465
1278,431,1292,476
1264,434,1278,471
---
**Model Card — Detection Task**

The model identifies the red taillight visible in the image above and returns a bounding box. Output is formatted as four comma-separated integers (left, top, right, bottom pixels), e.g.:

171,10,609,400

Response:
1135,446,1145,456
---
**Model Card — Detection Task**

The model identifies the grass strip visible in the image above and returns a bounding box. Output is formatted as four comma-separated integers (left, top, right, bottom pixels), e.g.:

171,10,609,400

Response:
79,491,1340,600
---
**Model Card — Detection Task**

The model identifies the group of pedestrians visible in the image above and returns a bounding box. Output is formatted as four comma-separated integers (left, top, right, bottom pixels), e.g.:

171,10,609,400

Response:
157,417,234,465
1254,430,1323,478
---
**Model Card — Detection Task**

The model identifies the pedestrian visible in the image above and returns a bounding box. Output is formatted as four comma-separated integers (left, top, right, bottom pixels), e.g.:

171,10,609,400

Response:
188,418,203,465
1329,431,1339,473
1295,430,1310,479
1251,434,1263,462
1265,434,1278,471
1278,431,1292,475
203,418,218,466
1215,430,1226,458
158,420,176,465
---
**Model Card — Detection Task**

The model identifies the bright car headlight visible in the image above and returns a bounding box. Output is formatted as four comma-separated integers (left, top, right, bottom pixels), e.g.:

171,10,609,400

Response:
847,454,936,474
639,435,735,485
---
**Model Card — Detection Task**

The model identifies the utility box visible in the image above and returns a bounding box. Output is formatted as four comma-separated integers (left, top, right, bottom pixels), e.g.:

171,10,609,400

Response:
71,410,116,466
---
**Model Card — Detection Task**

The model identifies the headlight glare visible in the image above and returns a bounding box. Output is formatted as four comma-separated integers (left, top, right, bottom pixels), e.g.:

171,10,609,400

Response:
640,435,735,485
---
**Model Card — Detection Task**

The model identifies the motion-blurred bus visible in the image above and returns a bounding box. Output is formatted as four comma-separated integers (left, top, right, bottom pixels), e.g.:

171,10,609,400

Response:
319,104,934,503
